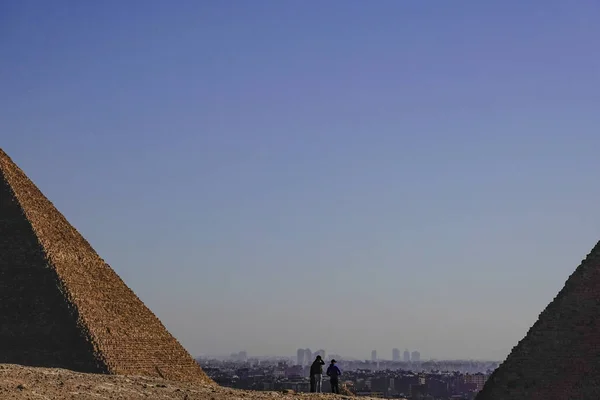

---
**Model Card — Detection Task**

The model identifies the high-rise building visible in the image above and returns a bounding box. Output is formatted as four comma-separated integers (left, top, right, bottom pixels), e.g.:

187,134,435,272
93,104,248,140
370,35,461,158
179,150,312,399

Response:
314,349,326,359
465,373,486,391
392,348,401,362
230,351,247,362
403,349,410,362
297,349,305,366
305,348,312,363
371,350,377,362
411,351,420,362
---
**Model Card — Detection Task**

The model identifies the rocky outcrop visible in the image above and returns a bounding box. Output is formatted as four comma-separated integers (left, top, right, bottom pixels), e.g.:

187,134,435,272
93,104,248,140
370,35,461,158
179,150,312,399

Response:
0,364,362,399
0,149,210,384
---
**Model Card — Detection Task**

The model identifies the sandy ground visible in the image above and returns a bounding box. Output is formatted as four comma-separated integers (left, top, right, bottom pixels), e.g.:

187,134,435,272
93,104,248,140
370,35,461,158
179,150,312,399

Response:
0,364,365,400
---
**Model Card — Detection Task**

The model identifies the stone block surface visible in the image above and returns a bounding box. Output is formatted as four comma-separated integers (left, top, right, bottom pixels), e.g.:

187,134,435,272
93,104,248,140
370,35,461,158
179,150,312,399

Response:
0,149,211,384
476,241,600,399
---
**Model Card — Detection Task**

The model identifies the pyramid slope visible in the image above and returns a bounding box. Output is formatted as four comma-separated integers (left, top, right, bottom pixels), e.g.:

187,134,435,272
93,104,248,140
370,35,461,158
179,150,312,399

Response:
476,241,600,399
0,168,105,373
0,149,210,384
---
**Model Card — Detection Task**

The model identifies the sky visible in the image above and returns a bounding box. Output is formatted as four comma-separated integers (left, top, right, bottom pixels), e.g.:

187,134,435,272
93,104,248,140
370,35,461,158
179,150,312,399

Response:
2,1,600,361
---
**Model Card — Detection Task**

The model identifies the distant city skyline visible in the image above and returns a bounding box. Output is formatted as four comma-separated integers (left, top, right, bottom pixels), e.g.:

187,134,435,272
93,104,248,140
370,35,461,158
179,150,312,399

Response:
201,347,497,362
200,357,498,396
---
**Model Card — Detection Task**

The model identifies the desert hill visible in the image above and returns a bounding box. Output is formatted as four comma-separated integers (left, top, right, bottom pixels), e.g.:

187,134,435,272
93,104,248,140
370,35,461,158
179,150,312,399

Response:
0,364,366,400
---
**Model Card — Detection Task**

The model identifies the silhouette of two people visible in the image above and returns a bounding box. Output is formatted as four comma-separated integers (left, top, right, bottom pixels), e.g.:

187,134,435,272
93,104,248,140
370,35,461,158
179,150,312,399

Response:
309,355,342,393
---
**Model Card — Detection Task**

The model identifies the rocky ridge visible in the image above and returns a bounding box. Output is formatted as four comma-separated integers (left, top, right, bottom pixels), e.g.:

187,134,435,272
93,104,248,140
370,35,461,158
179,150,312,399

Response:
0,364,369,400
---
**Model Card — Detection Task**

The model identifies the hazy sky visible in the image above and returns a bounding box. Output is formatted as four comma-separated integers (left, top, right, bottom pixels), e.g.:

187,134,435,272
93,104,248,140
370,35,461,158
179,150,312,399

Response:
2,1,600,361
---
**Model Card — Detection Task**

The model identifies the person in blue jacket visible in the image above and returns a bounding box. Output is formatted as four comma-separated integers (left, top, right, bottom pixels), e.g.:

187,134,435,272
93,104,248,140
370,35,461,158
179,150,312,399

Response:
326,359,342,394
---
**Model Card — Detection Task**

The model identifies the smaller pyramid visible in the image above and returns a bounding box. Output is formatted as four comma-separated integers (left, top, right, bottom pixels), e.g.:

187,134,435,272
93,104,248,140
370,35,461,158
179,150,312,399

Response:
477,240,600,399
0,148,211,383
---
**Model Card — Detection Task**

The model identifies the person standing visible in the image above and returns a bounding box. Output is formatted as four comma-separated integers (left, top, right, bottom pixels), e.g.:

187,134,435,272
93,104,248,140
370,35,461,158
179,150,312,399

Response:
309,355,325,392
327,359,342,394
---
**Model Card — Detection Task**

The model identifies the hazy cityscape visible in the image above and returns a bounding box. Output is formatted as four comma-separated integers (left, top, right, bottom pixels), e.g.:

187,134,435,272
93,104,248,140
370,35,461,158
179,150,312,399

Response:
197,349,500,399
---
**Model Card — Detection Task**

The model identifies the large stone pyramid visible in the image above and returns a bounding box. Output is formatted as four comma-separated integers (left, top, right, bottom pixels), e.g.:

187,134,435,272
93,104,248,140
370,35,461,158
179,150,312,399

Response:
476,241,600,399
0,149,211,383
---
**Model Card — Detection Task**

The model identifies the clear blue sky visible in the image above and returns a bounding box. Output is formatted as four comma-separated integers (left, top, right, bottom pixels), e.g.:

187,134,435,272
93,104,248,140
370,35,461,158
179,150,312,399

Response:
2,1,600,361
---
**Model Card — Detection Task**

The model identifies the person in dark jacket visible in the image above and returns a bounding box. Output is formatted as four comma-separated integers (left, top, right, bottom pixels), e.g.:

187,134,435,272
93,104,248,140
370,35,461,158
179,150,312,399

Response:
326,359,342,394
309,355,325,392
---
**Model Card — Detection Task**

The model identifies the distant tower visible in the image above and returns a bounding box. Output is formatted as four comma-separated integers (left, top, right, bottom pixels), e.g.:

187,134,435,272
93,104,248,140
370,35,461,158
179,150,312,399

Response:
403,349,410,362
297,349,305,366
371,350,377,362
392,348,401,362
411,351,420,362
305,348,312,363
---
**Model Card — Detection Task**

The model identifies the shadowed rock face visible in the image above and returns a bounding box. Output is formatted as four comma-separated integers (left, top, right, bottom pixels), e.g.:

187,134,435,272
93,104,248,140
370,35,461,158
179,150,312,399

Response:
0,168,105,373
476,241,600,400
0,149,211,384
